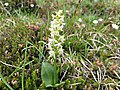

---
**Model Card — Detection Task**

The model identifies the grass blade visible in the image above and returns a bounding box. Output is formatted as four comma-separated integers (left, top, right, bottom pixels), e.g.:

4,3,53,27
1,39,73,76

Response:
0,72,14,90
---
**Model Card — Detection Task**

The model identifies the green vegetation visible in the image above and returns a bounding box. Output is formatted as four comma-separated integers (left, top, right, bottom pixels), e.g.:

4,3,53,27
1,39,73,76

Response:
0,0,120,90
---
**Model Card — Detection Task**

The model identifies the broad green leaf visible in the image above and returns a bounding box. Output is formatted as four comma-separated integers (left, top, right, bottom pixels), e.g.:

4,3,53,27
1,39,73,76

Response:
41,62,54,87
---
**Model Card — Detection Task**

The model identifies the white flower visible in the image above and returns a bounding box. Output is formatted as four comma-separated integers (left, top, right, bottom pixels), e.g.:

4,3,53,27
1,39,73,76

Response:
58,47,64,55
108,17,112,20
49,51,55,59
56,10,63,16
21,4,24,8
93,20,98,24
50,20,59,29
48,10,65,58
78,18,82,22
59,35,65,43
4,2,9,6
48,38,57,43
58,15,64,22
98,18,103,22
11,80,17,85
66,10,69,13
81,24,85,28
30,4,34,7
112,24,119,30
54,43,62,47
50,30,60,37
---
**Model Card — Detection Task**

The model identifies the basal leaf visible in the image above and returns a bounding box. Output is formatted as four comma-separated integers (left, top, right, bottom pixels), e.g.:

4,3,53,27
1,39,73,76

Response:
41,62,54,87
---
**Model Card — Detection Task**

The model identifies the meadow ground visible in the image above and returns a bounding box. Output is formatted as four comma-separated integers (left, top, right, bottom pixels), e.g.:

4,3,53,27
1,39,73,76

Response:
0,0,120,90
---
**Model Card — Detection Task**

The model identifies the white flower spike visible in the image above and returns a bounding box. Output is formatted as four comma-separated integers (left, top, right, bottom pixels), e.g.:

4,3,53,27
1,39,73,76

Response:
48,10,65,59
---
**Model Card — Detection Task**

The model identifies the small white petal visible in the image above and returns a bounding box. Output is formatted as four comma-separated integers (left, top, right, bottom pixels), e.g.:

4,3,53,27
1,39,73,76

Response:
98,18,103,22
57,10,63,15
30,4,34,7
78,18,82,22
66,10,69,13
49,50,55,58
81,24,85,28
21,4,24,7
112,24,119,30
59,35,65,42
108,17,112,20
4,2,9,6
93,20,98,24
58,48,63,55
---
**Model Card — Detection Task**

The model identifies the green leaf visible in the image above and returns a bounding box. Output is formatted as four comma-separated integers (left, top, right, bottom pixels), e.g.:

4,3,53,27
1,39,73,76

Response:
41,62,54,87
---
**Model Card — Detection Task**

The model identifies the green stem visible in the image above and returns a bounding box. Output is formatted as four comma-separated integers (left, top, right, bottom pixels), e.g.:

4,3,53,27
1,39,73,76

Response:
53,58,57,85
22,41,28,90
0,72,14,90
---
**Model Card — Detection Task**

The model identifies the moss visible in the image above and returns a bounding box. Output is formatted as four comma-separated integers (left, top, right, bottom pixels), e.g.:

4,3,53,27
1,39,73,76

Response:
0,0,120,89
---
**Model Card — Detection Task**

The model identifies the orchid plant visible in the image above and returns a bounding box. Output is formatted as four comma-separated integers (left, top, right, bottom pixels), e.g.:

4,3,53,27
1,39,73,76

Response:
41,10,65,87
